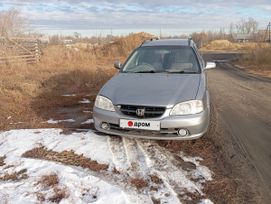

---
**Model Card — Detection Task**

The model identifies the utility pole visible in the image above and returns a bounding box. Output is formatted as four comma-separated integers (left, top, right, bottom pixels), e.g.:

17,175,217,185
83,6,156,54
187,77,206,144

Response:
269,22,271,43
264,22,271,43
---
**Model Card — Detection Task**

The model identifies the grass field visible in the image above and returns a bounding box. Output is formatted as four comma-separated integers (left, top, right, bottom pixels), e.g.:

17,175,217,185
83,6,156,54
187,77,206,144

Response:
201,39,271,52
0,33,151,130
201,40,271,77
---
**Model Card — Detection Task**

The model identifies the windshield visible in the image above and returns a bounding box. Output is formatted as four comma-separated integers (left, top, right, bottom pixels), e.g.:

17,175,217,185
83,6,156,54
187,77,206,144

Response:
122,46,200,73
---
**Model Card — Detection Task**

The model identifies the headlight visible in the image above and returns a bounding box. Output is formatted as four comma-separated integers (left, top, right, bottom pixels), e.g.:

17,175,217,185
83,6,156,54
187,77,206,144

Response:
170,100,203,115
94,95,115,111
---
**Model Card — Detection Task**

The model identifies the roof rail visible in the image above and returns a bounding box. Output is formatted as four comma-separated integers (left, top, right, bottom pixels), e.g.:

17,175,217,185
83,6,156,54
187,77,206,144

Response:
150,37,160,41
140,37,160,46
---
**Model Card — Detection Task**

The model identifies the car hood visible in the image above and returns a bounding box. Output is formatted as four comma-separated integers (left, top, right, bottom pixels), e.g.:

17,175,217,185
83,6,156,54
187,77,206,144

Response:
100,73,201,108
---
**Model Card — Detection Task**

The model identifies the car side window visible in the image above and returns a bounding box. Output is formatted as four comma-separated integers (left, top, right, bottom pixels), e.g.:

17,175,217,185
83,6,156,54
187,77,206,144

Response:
126,51,140,67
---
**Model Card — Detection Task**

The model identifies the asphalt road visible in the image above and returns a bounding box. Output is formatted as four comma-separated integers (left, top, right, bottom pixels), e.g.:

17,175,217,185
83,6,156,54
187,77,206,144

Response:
204,53,271,203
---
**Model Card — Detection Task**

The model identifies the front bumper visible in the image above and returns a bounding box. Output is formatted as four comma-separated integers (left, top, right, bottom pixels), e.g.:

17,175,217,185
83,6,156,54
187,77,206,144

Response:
93,106,209,140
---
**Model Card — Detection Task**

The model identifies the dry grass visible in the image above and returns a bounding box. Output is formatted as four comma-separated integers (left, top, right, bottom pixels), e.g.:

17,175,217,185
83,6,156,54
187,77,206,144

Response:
0,168,28,181
36,174,68,203
22,146,109,172
48,187,69,203
201,40,271,77
241,47,271,70
0,32,150,130
201,40,271,51
150,174,163,185
36,173,69,203
38,174,59,188
99,32,154,57
236,46,271,77
130,178,149,189
0,155,6,166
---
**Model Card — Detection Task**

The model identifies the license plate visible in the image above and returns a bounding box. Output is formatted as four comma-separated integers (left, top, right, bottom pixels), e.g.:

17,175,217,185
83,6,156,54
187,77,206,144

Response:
120,119,160,131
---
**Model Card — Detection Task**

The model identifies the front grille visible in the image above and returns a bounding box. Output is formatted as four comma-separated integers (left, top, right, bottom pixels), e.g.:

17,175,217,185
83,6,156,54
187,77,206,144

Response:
119,105,165,118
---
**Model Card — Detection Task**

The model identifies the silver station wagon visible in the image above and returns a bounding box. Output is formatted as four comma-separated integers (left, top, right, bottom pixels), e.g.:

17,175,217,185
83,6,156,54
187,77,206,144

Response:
93,38,216,140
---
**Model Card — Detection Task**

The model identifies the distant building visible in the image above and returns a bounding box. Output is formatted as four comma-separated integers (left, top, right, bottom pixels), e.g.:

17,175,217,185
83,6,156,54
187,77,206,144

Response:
63,39,73,44
232,34,252,43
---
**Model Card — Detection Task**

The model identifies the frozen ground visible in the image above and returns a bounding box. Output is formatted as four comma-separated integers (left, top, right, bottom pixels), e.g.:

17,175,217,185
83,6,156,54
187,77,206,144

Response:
0,128,214,204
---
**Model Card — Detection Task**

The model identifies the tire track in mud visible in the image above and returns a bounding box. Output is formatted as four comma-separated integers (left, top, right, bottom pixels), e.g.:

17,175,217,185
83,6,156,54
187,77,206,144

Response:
122,138,181,203
107,136,129,171
122,137,149,177
136,140,207,200
107,135,213,202
108,136,182,203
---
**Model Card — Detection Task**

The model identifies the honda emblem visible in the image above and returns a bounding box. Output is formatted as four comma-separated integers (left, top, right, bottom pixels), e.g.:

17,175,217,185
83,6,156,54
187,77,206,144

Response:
136,108,145,117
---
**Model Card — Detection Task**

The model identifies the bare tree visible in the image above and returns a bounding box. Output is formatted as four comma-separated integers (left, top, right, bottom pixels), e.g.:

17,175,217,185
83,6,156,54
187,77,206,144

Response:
235,18,258,34
49,35,62,45
229,23,235,36
191,32,208,48
0,9,25,37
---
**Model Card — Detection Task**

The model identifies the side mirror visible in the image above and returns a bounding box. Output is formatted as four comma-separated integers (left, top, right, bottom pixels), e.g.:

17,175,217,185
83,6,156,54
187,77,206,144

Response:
114,60,122,69
205,62,216,70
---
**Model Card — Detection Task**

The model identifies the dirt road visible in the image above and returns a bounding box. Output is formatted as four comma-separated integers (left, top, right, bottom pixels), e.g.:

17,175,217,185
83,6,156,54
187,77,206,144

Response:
204,52,271,202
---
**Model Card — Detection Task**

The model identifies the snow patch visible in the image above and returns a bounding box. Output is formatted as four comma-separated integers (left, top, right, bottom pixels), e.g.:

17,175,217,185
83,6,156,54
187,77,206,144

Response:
62,94,76,97
47,118,75,124
199,199,214,204
83,110,92,113
9,122,25,125
81,119,94,124
180,152,213,181
0,129,214,203
79,98,91,104
0,159,128,204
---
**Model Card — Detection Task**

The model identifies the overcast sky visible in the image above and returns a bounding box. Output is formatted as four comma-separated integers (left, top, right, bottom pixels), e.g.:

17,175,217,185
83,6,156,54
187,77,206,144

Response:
0,0,270,36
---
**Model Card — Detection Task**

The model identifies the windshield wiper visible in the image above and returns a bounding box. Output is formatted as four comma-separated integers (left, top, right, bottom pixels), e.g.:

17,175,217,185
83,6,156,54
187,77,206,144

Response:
126,70,157,73
166,70,198,74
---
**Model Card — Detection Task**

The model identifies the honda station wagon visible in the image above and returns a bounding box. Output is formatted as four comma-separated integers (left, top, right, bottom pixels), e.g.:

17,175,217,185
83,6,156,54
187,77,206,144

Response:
93,38,216,140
